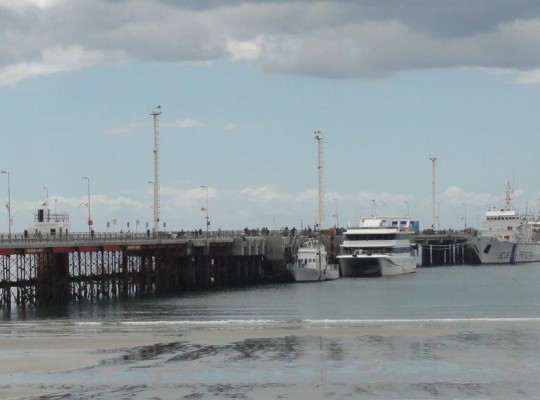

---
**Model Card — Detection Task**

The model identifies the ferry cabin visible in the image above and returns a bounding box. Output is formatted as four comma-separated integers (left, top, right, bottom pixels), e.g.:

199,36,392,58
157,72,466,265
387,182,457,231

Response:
341,218,414,257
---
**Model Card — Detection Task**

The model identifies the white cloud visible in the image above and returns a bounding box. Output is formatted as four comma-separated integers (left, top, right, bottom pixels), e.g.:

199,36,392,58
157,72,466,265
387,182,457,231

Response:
510,69,540,84
226,38,262,61
0,46,110,85
440,186,499,207
163,119,205,129
222,123,238,130
102,123,141,137
9,184,530,232
239,186,287,202
0,0,65,12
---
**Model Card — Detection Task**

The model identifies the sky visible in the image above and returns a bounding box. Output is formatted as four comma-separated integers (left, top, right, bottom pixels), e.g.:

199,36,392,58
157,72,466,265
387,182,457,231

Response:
1,0,540,234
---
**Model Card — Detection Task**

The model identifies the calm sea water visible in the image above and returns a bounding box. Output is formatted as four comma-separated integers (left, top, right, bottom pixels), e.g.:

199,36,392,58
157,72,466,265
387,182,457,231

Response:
2,264,540,399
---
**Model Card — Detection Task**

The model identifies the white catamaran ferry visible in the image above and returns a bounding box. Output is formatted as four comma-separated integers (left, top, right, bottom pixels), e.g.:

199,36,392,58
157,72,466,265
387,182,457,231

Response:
469,183,540,264
337,216,417,276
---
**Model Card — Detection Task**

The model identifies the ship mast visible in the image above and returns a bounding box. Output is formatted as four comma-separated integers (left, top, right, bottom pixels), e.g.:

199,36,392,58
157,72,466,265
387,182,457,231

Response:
314,131,324,231
504,180,512,210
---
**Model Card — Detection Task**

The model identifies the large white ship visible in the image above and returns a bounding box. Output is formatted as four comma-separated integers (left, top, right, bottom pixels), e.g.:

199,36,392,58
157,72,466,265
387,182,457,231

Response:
469,183,540,264
337,216,416,276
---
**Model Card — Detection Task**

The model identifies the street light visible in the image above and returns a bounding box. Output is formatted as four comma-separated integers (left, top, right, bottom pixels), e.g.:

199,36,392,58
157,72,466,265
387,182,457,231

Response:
435,201,440,232
332,198,339,229
43,186,49,207
201,185,209,239
403,200,409,217
429,156,437,229
1,170,11,239
463,203,467,229
81,176,92,234
150,106,162,236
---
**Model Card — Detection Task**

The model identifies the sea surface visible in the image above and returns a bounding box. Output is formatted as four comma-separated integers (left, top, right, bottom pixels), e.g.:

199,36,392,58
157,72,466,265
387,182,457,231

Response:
1,263,540,399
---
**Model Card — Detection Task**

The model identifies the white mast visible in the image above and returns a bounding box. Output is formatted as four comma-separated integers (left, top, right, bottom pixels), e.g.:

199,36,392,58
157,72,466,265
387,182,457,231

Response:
314,131,324,231
429,156,437,230
150,106,162,235
504,180,513,210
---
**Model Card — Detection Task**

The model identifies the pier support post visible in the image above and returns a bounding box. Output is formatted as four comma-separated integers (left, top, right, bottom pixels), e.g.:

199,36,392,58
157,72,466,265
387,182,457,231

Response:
37,252,69,305
0,255,11,309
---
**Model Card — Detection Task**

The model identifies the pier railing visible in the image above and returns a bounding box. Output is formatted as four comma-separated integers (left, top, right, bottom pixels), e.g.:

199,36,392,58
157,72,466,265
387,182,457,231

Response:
0,229,289,246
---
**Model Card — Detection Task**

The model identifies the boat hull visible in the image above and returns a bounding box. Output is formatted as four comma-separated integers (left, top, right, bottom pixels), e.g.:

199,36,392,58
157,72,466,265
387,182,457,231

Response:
287,265,340,282
338,254,416,277
470,236,540,264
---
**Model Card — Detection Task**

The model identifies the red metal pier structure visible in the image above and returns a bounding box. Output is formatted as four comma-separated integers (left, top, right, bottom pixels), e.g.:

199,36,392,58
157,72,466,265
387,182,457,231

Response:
0,233,290,309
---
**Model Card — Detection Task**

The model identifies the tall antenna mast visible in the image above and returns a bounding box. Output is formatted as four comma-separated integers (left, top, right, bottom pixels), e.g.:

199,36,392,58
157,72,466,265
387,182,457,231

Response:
150,105,162,235
504,180,513,210
429,156,437,230
314,131,324,231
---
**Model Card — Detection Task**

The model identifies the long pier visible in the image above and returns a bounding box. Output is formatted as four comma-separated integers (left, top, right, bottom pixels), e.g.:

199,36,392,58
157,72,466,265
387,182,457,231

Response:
0,232,290,309
0,230,476,309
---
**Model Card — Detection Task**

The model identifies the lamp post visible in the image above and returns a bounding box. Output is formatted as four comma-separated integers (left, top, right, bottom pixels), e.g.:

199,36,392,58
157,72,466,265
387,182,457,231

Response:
1,171,11,239
429,156,437,229
148,180,155,236
463,203,467,229
201,185,209,239
82,176,92,234
332,198,339,229
435,201,440,232
150,106,162,236
43,186,49,206
404,200,410,217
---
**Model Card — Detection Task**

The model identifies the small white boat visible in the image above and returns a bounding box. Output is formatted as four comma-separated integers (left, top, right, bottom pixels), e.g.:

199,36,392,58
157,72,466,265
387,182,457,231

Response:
337,216,417,277
287,237,340,282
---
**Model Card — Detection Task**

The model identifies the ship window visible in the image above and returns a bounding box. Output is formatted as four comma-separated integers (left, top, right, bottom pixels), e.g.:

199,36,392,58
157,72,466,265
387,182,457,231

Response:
483,244,491,254
345,234,396,240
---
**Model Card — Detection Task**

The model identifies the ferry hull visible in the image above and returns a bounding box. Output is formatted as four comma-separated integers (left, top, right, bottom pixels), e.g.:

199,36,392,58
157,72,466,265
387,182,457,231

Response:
287,265,340,282
338,255,416,277
470,237,540,264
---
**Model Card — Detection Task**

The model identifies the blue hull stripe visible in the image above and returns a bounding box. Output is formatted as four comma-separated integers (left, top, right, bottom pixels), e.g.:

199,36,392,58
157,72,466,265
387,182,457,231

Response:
510,243,517,264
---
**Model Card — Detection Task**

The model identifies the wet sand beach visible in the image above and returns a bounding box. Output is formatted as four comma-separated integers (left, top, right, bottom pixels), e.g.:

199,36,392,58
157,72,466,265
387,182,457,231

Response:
1,319,540,399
